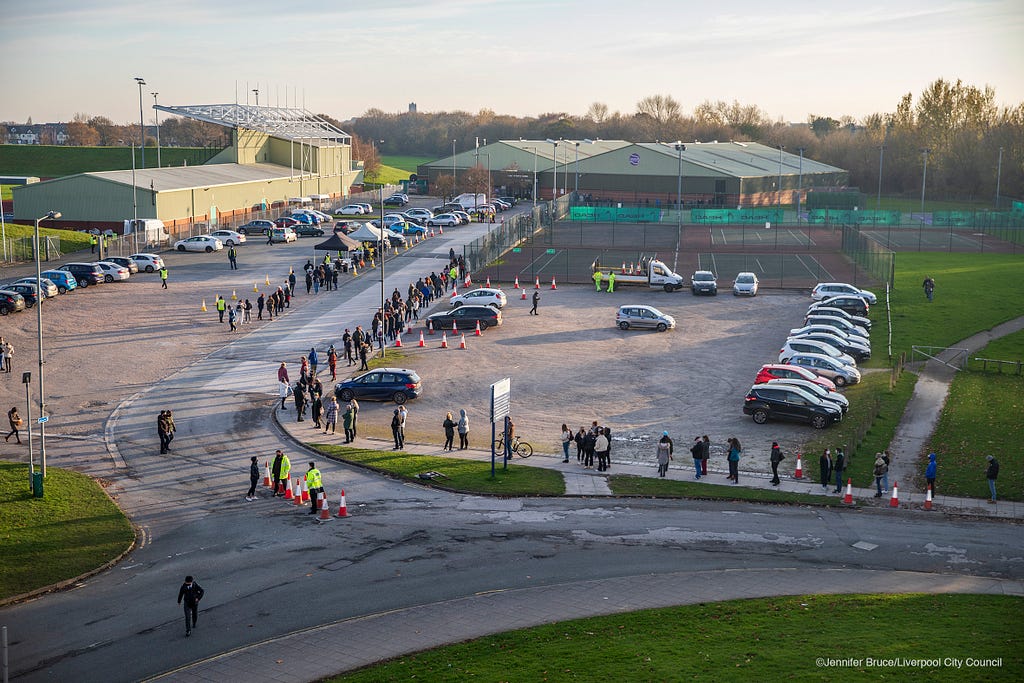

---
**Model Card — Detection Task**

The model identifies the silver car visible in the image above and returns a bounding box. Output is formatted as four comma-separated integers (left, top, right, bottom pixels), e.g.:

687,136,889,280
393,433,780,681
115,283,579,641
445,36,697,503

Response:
616,305,676,332
787,353,861,387
732,272,759,296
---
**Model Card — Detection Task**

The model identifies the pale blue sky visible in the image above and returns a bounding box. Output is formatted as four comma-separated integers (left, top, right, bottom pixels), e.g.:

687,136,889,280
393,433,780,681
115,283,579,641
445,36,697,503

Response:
4,0,1022,126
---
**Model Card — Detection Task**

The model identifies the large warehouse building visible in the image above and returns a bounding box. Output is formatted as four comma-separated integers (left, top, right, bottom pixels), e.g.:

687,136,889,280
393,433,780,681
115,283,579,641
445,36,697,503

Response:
13,104,363,234
418,140,847,207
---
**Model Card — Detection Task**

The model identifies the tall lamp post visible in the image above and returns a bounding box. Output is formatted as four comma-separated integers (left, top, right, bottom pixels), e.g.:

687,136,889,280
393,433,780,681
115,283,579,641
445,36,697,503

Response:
379,187,386,357
995,147,1004,209
570,140,580,200
777,145,785,214
920,148,931,217
674,142,686,226
451,139,457,200
796,147,805,220
253,88,260,107
135,77,146,170
34,210,61,480
545,139,559,201
520,140,539,208
876,144,886,212
152,92,161,168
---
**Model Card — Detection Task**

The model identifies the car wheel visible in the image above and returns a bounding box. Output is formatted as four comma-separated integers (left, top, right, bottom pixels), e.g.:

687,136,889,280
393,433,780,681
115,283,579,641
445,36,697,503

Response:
393,391,408,405
79,280,89,288
811,415,828,429
205,246,214,253
339,389,354,401
104,274,113,283
177,245,186,251
656,322,667,332
619,321,630,330
0,306,7,316
225,240,235,246
752,409,769,425
57,286,67,294
834,376,848,387
663,283,674,293
780,358,789,364
451,301,463,308
25,300,34,308
145,265,154,273
478,320,489,330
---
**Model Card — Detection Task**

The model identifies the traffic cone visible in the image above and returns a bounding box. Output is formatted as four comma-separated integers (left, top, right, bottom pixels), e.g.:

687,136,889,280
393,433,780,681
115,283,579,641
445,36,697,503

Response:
452,320,458,334
438,225,444,235
200,299,207,312
450,286,458,297
231,289,237,300
889,481,899,508
405,241,410,250
301,478,310,503
621,262,626,274
440,332,448,348
253,282,259,292
794,454,803,479
429,228,435,238
418,331,425,347
294,480,304,506
843,478,853,504
550,277,557,290
394,334,403,348
351,264,358,276
283,476,293,500
514,276,520,289
459,334,467,349
464,274,471,287
370,258,375,268
521,289,527,300
486,277,491,288
318,493,331,520
265,274,271,285
263,461,271,487
428,320,435,335
393,246,399,256
534,276,540,289
474,320,482,336
924,485,933,510
337,489,350,517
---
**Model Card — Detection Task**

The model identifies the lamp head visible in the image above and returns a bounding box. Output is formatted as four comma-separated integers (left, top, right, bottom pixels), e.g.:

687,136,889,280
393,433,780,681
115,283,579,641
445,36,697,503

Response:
134,77,146,86
48,211,62,220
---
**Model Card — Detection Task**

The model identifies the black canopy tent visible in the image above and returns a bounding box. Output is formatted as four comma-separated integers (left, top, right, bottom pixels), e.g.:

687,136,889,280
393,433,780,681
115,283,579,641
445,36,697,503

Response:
313,232,359,252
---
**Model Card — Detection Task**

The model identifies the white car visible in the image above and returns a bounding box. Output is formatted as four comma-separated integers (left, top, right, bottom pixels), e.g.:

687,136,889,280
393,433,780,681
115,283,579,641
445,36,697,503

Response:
357,203,374,214
130,253,165,273
805,306,871,331
174,235,224,252
811,282,877,305
94,261,131,282
336,204,365,215
209,229,247,246
427,213,460,227
450,287,508,309
406,208,434,222
451,210,472,225
12,277,59,298
732,272,759,296
780,338,856,368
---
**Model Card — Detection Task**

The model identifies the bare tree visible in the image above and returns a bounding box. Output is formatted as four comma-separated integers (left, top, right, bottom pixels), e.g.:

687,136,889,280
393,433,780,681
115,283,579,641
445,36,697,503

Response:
463,164,490,197
433,174,455,201
636,94,682,125
586,102,609,123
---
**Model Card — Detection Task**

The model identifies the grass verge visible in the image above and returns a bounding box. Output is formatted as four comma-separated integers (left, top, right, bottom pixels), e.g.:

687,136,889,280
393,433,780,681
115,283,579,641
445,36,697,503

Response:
332,594,1023,682
1,222,93,253
0,145,219,177
0,461,134,600
381,155,432,173
608,475,838,505
311,445,565,495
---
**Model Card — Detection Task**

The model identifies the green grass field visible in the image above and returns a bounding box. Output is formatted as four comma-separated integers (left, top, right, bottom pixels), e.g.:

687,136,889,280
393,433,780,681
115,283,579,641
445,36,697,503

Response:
609,475,839,505
0,144,219,177
365,163,412,185
0,461,134,599
1,222,93,255
381,155,432,173
333,594,1023,682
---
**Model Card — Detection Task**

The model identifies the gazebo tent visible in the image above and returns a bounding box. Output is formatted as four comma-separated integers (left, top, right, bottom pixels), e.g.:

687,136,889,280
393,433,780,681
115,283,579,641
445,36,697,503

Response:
313,232,359,252
345,223,386,242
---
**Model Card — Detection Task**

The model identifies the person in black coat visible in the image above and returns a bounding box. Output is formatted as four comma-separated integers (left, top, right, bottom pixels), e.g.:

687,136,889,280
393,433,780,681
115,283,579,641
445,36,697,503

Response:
819,448,833,490
246,456,259,500
177,576,205,637
770,442,784,486
293,382,306,422
442,412,456,451
582,429,596,469
574,428,586,463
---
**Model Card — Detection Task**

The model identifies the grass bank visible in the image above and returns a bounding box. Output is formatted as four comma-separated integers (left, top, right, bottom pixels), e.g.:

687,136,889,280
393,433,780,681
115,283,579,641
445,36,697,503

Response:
0,461,134,600
609,475,838,505
0,144,219,177
1,223,93,254
333,593,1022,682
381,155,432,173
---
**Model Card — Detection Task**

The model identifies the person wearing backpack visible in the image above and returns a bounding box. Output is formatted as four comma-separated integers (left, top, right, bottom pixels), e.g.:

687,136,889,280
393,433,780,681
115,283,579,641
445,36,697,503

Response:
770,442,785,486
873,454,889,498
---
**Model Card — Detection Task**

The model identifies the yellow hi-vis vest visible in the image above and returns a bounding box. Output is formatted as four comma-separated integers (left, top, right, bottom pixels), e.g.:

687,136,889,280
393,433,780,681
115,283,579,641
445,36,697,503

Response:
305,468,322,489
216,298,226,311
280,455,291,479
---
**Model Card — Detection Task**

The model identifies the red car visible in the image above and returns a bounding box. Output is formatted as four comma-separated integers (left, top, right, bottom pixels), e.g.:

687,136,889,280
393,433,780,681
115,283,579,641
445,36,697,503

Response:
755,364,837,392
274,216,301,229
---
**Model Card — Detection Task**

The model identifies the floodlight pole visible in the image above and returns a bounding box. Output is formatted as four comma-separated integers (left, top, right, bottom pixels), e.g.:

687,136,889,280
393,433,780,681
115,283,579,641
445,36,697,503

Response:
451,139,457,201
545,139,558,201
34,210,61,480
777,145,784,213
152,92,161,168
379,187,386,358
920,148,931,216
876,145,886,212
253,88,260,107
796,147,805,221
675,143,685,226
135,77,146,170
995,147,1003,209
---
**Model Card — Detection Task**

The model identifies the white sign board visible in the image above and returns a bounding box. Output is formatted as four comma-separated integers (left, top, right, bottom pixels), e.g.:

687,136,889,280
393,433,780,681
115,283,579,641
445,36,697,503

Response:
490,377,510,423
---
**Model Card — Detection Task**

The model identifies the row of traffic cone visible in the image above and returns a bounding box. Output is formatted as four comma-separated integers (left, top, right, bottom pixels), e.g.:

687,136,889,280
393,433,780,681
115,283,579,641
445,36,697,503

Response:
265,469,350,519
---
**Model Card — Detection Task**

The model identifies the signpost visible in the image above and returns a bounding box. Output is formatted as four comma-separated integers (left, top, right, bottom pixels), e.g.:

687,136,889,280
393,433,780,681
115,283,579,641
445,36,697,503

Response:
490,378,511,475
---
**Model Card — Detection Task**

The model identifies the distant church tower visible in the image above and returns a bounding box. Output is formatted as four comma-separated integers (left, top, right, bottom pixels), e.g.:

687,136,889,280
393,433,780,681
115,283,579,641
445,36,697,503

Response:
408,102,417,113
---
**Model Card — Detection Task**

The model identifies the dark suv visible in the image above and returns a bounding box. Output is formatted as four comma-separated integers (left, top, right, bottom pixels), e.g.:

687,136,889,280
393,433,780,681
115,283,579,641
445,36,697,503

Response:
335,368,422,404
0,289,27,315
57,263,105,288
743,385,842,430
691,270,718,295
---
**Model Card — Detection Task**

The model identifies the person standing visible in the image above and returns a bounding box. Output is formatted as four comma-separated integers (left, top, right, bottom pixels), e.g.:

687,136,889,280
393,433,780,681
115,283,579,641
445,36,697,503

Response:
593,269,602,292
530,290,540,315
607,270,616,293
833,447,846,493
358,341,369,371
574,427,586,463
443,412,456,451
819,448,833,490
256,293,265,320
90,233,97,253
305,462,323,515
348,398,359,438
327,346,338,381
342,404,354,443
159,265,168,289
560,424,573,463
770,441,784,486
216,295,226,323
308,347,319,377
594,428,610,471
985,455,999,503
457,409,469,450
398,405,408,447
228,246,238,270
227,305,237,332
324,396,339,435
872,454,888,498
157,410,170,453
582,428,596,469
343,329,354,366
293,381,306,422
311,393,323,429
881,450,891,494
701,435,710,476
278,378,293,410
656,432,673,477
923,276,935,302
245,456,259,501
925,452,937,495
391,409,403,450
243,299,252,323
726,437,742,483
5,406,23,444
177,576,205,637
690,437,704,479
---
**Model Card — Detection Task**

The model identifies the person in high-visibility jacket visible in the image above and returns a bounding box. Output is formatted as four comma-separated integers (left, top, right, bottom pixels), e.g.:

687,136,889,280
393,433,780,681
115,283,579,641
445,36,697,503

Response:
305,462,323,514
607,270,616,293
592,269,603,291
216,295,227,323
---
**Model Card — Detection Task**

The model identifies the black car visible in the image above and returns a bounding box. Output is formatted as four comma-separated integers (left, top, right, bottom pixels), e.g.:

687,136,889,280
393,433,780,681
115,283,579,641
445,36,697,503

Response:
294,224,325,237
57,263,105,288
743,385,842,430
335,367,422,404
383,195,408,207
0,289,27,315
810,296,869,318
425,305,502,331
238,220,275,235
104,256,140,274
5,283,41,307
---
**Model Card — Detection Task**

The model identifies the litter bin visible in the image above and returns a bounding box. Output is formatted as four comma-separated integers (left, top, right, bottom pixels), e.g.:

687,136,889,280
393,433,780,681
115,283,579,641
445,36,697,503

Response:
32,472,43,498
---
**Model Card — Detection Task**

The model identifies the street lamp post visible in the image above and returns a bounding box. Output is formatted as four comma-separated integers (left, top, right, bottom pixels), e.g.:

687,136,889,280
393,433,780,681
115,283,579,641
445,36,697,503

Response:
451,139,457,201
34,210,61,480
674,142,685,223
996,147,1004,209
920,148,931,216
571,141,580,200
876,144,886,212
777,145,785,213
379,188,386,358
796,147,805,221
253,88,260,107
152,92,161,168
23,372,32,491
545,139,559,201
135,77,146,170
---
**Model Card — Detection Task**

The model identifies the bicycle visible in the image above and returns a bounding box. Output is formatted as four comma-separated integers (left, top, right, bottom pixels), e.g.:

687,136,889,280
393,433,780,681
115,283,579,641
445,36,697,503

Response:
493,434,533,458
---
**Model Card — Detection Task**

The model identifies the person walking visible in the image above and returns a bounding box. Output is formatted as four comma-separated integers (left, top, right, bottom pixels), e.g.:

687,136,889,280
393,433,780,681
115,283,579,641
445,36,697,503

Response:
726,437,742,483
228,246,238,270
305,271,313,294
925,452,937,495
5,406,23,444
872,454,888,498
881,450,891,493
770,441,784,486
690,437,704,479
216,295,226,323
833,447,846,493
701,435,710,476
391,409,403,450
327,346,338,381
308,347,319,377
343,329,354,366
457,409,469,450
560,424,572,463
358,342,369,371
530,290,540,315
819,448,833,490
607,270,616,293
593,269,603,292
342,404,354,443
656,432,673,477
245,456,259,501
157,410,171,453
595,428,610,471
227,305,237,332
443,412,456,451
243,299,252,323
177,576,205,637
923,276,935,302
159,265,168,289
164,410,176,450
324,396,339,435
985,455,999,503
305,462,323,515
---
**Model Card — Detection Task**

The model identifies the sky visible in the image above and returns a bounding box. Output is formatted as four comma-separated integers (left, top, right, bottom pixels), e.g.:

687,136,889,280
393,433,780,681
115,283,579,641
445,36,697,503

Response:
4,0,1023,128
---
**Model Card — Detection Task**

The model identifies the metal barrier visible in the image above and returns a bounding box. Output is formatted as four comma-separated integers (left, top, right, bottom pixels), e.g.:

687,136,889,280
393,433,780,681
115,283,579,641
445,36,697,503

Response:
972,357,1024,375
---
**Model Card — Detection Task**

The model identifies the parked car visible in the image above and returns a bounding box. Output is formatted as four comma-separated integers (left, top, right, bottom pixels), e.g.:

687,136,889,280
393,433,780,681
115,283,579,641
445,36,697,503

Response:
294,224,325,237
129,253,165,273
94,261,131,282
425,305,502,331
12,277,58,298
450,287,508,309
237,219,275,235
406,208,434,222
762,378,849,413
790,324,869,346
786,353,862,387
491,198,511,211
0,289,26,315
174,235,224,253
805,306,871,331
755,363,837,392
804,314,870,340
336,204,366,215
616,304,676,331
269,227,297,243
779,339,856,367
812,282,877,305
104,256,140,274
809,295,869,317
386,232,407,247
427,213,460,228
5,283,41,307
691,270,718,295
383,194,408,207
290,212,317,225
356,203,374,214
57,262,105,287
40,269,78,294
498,196,518,206
334,368,421,405
451,210,472,225
732,272,759,296
789,331,871,361
274,217,302,229
209,229,247,246
743,384,843,429
388,221,427,236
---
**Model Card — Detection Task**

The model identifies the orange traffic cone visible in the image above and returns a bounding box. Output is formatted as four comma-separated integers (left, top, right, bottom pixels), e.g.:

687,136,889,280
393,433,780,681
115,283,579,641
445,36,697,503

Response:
474,320,482,336
440,332,449,348
263,461,271,487
450,286,458,297
924,485,933,510
438,225,444,235
534,276,541,289
395,334,403,348
301,478,310,503
889,481,900,508
794,454,803,479
318,493,331,520
550,277,557,290
200,299,207,312
464,274,471,287
428,320,435,335
514,276,520,289
459,334,467,349
486,277,491,288
337,489,350,518
521,289,527,300
843,478,854,504
294,480,304,506
283,476,293,500
452,320,458,334
418,331,426,347
253,282,259,293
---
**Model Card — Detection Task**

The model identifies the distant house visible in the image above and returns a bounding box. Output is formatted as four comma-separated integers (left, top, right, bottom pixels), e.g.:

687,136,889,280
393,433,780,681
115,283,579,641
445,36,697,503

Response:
6,123,69,145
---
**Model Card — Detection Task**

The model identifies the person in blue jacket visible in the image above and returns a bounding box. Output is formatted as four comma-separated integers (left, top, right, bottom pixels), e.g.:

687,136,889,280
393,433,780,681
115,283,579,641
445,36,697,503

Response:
925,452,938,495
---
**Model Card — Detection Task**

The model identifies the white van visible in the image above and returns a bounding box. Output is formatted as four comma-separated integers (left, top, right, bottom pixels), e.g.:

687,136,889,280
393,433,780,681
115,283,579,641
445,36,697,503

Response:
124,219,170,246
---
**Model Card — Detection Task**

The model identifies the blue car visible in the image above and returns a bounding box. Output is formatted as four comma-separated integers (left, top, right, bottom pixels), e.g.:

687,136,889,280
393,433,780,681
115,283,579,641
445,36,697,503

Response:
290,212,318,225
388,221,427,236
334,367,422,405
40,269,78,294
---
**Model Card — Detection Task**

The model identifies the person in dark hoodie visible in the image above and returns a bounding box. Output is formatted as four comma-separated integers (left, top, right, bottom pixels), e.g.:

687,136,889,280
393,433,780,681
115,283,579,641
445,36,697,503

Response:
177,575,205,637
690,437,704,480
770,441,785,486
986,455,999,503
245,456,259,501
925,452,938,495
